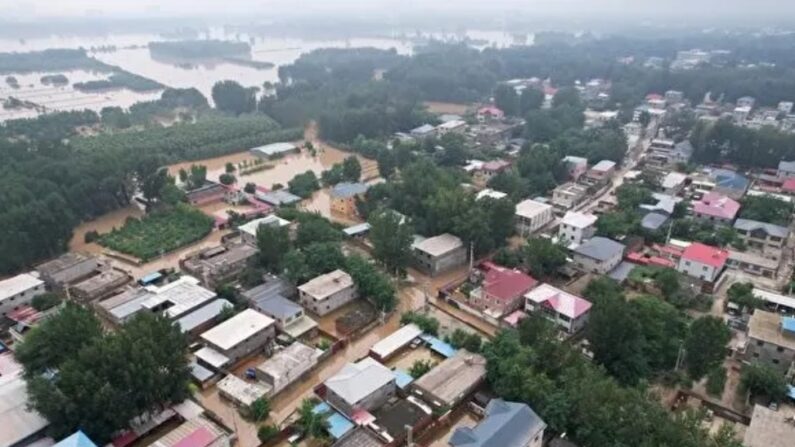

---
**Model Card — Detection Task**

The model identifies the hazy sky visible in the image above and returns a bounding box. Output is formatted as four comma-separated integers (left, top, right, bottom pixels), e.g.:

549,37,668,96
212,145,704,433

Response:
5,0,795,21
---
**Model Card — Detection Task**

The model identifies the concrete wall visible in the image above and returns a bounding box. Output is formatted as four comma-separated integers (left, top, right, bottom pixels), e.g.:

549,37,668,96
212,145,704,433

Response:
210,325,276,364
573,252,621,274
414,246,467,276
327,381,396,417
299,286,357,316
745,337,795,375
558,224,595,246
516,208,553,237
677,259,719,282
0,282,45,318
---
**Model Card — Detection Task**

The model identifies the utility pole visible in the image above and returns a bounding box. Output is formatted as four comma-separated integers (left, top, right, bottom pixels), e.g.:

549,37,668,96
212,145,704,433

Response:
469,241,474,272
405,424,413,447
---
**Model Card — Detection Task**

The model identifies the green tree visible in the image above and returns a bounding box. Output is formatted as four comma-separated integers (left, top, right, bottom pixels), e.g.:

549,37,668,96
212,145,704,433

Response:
376,147,396,178
726,282,762,311
295,399,330,441
219,173,236,185
519,88,545,115
257,425,279,444
369,209,414,277
401,312,440,335
30,292,62,311
187,164,207,189
16,302,103,375
295,216,341,248
522,237,567,278
739,194,794,226
243,182,256,194
740,363,788,402
288,170,320,198
342,156,362,182
494,84,519,116
587,294,649,385
257,224,290,271
654,268,681,299
684,316,731,379
245,397,271,422
225,162,236,173
211,80,256,115
409,359,434,378
346,255,396,312
283,250,311,285
706,367,727,397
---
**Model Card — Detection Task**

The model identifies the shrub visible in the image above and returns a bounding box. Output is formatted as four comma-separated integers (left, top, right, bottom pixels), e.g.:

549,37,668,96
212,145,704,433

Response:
257,424,280,444
705,367,727,397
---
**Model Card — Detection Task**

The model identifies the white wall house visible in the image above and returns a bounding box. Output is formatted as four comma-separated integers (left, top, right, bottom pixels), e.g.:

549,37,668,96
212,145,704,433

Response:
298,270,357,316
558,212,598,247
0,273,45,318
515,199,553,237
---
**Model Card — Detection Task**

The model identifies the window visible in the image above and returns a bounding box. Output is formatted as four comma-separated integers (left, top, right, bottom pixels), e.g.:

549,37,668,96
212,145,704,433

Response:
777,346,785,353
753,352,759,358
757,340,764,347
773,359,780,365
702,266,708,271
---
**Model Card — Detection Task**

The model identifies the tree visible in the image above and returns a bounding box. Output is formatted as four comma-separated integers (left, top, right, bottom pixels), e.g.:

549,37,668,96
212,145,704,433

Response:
245,397,271,422
401,312,440,335
243,182,256,194
346,255,396,312
187,164,207,189
409,359,434,378
369,209,414,277
295,215,341,248
587,294,649,385
726,282,761,311
225,162,236,173
706,367,727,397
218,173,236,185
519,88,545,115
31,292,62,311
552,87,583,108
684,316,731,379
288,171,320,198
283,250,311,285
295,399,330,441
522,237,567,278
100,106,131,129
257,223,290,271
739,194,794,226
137,161,170,209
22,312,190,442
376,147,396,178
740,363,788,402
258,425,279,444
615,184,653,210
16,302,103,375
654,268,681,299
211,80,256,115
342,156,362,182
494,84,519,116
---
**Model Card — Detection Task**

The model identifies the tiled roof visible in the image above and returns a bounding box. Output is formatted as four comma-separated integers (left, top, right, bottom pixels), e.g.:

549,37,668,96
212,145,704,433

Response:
525,284,592,319
693,192,740,219
681,242,729,268
450,399,545,447
330,182,369,199
573,237,625,261
733,218,789,238
480,262,537,302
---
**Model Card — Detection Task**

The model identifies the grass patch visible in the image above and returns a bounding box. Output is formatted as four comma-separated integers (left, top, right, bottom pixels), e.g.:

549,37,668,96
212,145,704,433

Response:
98,204,213,261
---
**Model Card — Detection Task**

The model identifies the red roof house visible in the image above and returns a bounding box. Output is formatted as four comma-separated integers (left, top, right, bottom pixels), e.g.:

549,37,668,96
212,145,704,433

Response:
477,106,505,121
693,192,740,223
677,242,728,282
470,262,538,317
782,178,795,194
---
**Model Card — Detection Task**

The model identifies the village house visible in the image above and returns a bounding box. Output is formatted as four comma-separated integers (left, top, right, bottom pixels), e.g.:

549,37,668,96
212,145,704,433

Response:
726,250,780,279
412,234,467,276
524,284,592,334
562,156,588,180
475,188,508,201
558,211,598,247
180,243,258,288
676,242,728,282
582,160,616,186
646,139,693,169
96,275,217,326
324,357,396,417
0,273,45,319
660,172,688,195
745,310,795,375
254,189,302,207
572,237,625,274
436,119,467,135
35,252,99,288
238,214,291,246
248,286,318,340
411,351,487,410
410,124,436,139
476,106,505,122
255,341,321,397
515,199,554,237
198,309,276,370
450,399,546,447
692,192,740,225
249,142,299,159
552,183,589,210
472,160,512,185
330,182,370,218
71,269,131,302
710,168,750,199
743,404,795,447
298,269,357,317
466,262,538,318
185,181,227,206
174,298,233,340
777,160,795,179
369,323,423,363
217,374,269,408
733,219,790,259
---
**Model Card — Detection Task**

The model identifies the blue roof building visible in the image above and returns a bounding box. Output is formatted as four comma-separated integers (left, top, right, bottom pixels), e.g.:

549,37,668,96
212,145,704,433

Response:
450,399,546,447
331,182,369,199
53,431,97,447
711,169,749,198
641,212,669,231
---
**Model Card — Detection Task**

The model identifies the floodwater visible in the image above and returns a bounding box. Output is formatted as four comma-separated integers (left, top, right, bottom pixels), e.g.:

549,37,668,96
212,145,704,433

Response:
0,69,162,121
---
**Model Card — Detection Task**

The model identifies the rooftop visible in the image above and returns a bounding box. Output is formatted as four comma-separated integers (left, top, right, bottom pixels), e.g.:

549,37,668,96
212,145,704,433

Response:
734,219,790,239
661,172,688,189
412,351,486,406
253,294,302,320
333,427,383,447
72,269,129,297
779,160,795,173
525,284,592,319
298,269,354,300
183,243,258,270
200,309,275,351
370,324,423,360
0,273,43,303
450,399,546,447
727,250,780,270
53,431,97,447
573,237,625,262
36,252,95,276
743,404,795,447
681,242,729,268
254,190,302,206
476,189,508,201
331,182,370,199
217,374,268,407
641,212,669,231
562,155,588,166
325,357,395,406
639,193,681,215
0,372,49,447
141,276,217,319
561,211,597,229
748,310,795,351
693,192,740,220
711,168,750,192
515,199,553,219
256,342,320,382
412,233,464,257
175,299,232,334
411,124,436,135
480,262,538,303
238,215,291,238
250,142,297,156
373,398,431,438
149,416,229,447
591,160,616,172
